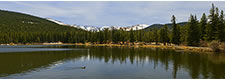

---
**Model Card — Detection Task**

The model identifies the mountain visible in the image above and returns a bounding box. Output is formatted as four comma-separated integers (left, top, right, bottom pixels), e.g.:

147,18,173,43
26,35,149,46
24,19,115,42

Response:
122,24,150,31
0,9,187,33
0,10,88,44
143,22,188,31
0,9,150,32
72,25,99,31
0,10,81,32
73,24,150,31
73,22,187,32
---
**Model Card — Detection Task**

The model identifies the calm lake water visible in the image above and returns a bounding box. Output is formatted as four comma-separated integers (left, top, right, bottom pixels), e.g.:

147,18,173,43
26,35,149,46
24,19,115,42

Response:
0,45,225,79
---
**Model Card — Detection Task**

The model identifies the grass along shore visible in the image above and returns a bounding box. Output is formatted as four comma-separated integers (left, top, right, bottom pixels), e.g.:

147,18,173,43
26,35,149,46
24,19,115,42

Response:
2,42,222,53
74,42,214,53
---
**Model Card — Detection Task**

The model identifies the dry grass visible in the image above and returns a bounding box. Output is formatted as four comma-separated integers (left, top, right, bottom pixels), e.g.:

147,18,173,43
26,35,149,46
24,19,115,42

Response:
219,42,225,52
200,40,209,47
74,43,214,52
208,40,225,52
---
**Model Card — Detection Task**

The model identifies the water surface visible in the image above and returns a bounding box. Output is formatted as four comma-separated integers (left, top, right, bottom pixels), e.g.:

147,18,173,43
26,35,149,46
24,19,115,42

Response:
0,45,225,79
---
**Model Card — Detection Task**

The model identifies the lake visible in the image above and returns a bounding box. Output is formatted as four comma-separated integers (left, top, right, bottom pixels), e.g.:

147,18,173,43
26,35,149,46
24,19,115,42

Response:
0,45,225,79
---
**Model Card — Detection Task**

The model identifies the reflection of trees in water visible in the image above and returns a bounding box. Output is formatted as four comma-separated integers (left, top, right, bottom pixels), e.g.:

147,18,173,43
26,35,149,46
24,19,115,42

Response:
87,47,225,79
0,51,85,77
1,46,225,79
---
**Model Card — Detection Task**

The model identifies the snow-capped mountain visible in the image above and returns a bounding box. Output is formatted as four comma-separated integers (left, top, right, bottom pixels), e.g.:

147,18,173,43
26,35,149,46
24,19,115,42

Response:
123,24,150,31
46,18,69,26
72,25,99,31
73,24,150,31
46,18,150,31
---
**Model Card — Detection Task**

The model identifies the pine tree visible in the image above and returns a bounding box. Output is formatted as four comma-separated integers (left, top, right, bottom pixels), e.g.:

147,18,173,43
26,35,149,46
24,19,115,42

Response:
159,28,165,43
164,25,170,44
199,13,207,40
130,28,135,44
153,28,159,44
187,15,200,46
217,10,225,41
206,3,219,41
159,25,169,45
171,15,181,45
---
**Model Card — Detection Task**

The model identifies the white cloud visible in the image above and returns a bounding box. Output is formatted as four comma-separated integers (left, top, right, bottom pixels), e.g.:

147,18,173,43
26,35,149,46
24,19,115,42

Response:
0,1,225,26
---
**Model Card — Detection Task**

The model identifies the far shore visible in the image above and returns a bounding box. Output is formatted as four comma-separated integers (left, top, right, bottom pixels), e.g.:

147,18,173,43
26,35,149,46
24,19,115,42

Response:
0,42,215,53
73,43,214,53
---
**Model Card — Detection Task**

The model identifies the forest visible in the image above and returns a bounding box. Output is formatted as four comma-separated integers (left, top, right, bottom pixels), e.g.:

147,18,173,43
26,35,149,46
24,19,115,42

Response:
0,4,224,48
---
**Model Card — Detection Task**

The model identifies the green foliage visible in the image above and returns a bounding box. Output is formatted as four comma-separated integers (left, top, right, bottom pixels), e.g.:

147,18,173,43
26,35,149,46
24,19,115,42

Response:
130,29,135,43
153,28,159,44
159,25,169,45
206,4,219,41
200,13,207,40
0,10,87,44
187,15,200,46
217,10,225,42
171,15,181,45
180,25,188,43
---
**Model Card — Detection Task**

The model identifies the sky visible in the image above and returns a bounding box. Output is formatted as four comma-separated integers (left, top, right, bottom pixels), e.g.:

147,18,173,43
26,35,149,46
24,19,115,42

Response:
0,1,225,27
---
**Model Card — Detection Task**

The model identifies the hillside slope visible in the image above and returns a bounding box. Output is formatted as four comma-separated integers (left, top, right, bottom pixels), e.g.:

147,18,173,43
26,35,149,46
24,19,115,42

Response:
143,22,188,31
0,10,87,44
0,10,81,32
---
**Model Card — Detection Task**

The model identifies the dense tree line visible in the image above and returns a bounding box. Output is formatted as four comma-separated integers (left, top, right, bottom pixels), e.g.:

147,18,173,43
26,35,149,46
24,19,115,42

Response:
85,4,224,46
0,4,224,46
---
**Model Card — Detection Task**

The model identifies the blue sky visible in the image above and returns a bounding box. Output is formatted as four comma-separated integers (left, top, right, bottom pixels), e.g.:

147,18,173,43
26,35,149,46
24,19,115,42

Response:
0,1,225,27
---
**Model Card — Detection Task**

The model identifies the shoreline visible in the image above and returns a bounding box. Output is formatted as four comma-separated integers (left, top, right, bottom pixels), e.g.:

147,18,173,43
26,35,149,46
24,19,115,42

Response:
74,43,214,53
1,43,214,53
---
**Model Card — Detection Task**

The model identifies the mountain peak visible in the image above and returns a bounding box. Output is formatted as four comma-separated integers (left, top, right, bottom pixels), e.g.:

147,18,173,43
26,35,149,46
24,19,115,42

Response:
71,24,150,31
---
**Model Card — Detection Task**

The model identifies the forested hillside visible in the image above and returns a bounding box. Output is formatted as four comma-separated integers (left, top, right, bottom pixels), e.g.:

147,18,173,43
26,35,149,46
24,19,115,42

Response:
0,10,87,44
0,10,79,32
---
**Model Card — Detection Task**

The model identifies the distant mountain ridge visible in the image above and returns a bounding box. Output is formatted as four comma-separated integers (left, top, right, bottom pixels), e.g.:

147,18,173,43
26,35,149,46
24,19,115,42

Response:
0,9,187,32
46,18,151,31
143,22,188,31
72,24,150,31
48,18,187,31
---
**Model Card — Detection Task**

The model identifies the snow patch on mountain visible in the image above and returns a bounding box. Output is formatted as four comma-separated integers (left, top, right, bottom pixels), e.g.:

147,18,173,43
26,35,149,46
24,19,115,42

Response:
73,24,150,31
124,24,150,31
72,25,99,31
46,18,69,26
46,18,150,31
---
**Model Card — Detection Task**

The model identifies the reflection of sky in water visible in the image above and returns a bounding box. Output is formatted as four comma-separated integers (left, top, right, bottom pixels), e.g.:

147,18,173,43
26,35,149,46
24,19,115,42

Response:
0,45,225,79
4,57,189,79
0,48,74,53
0,45,74,48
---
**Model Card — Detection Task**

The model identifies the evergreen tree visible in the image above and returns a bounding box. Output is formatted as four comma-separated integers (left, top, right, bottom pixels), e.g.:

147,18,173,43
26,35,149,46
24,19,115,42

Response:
130,28,135,44
187,15,200,46
180,25,188,43
153,28,159,44
217,10,225,41
159,25,169,45
206,4,219,41
171,15,181,45
199,13,207,40
164,25,170,44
